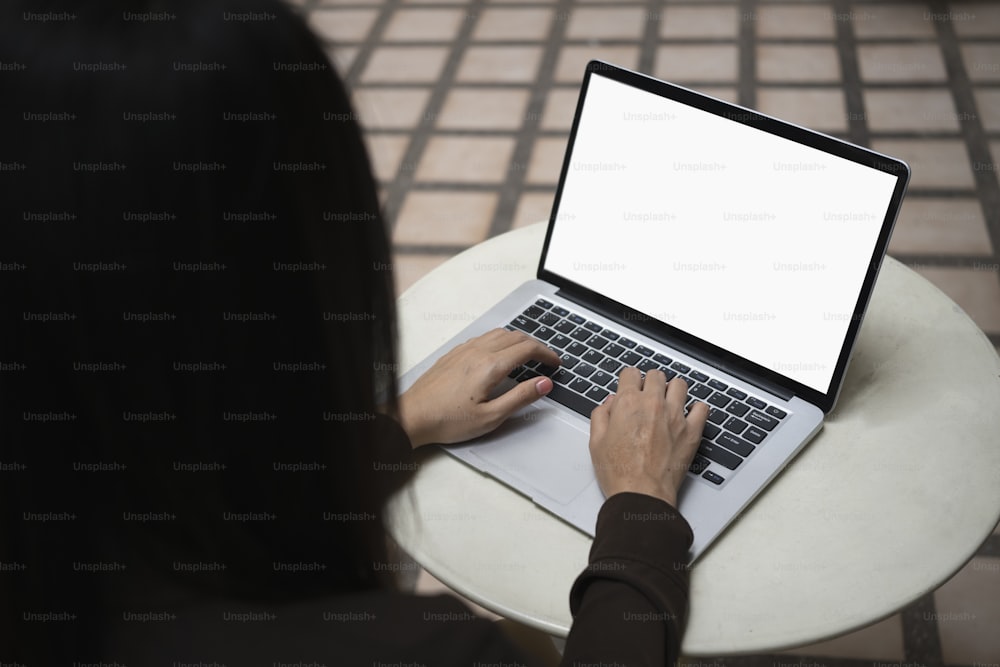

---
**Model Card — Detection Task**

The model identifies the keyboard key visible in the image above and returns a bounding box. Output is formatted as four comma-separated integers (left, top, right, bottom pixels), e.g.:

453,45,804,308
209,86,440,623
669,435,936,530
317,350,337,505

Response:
608,379,618,393
590,371,613,386
535,298,553,309
568,314,586,325
717,432,754,457
552,368,574,385
690,383,712,399
698,440,742,470
586,336,610,351
539,312,560,326
746,396,766,410
585,386,609,402
620,351,642,366
534,326,556,341
575,363,596,378
582,349,604,365
554,320,575,334
508,365,523,379
552,306,569,317
536,364,558,377
584,321,603,333
661,368,677,380
598,358,621,373
725,387,748,400
653,353,673,365
547,383,597,417
725,402,750,417
746,411,779,431
524,305,545,320
670,361,690,373
743,425,767,445
689,370,709,383
618,338,637,349
550,334,572,349
517,368,540,381
723,417,748,435
569,377,593,394
707,392,731,408
603,331,620,341
637,358,658,372
635,345,655,357
689,456,711,475
702,470,725,485
567,342,588,357
702,422,722,440
511,316,539,333
765,406,787,419
604,343,625,358
707,378,728,391
559,354,579,369
707,407,727,425
570,327,591,342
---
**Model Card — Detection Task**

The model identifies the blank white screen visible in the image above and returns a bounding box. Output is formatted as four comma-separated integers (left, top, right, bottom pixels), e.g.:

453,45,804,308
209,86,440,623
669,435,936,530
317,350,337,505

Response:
545,74,899,394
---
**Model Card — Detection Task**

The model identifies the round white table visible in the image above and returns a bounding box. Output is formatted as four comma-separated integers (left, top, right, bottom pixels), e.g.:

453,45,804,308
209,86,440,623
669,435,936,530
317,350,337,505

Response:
385,222,1000,655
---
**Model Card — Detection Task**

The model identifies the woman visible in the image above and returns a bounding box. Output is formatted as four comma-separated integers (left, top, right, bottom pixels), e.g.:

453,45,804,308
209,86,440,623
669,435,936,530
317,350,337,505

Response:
0,0,707,664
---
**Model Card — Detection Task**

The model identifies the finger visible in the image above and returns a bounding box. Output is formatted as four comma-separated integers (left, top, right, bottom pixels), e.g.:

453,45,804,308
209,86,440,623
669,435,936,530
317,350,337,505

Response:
493,338,561,377
664,376,690,414
642,368,667,395
485,375,554,421
589,395,611,443
475,327,528,352
687,399,709,431
617,366,643,393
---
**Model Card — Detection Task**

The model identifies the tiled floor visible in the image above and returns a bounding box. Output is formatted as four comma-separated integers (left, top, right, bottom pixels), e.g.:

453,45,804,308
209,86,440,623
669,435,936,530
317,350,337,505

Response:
298,0,1000,664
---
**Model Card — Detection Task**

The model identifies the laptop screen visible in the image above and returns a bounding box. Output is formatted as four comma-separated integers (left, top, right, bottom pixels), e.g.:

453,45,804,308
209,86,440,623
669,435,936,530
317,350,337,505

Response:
542,65,906,405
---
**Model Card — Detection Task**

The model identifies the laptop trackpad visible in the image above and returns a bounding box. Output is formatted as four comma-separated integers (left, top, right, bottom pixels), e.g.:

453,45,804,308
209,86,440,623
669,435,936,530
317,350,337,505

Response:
469,404,595,505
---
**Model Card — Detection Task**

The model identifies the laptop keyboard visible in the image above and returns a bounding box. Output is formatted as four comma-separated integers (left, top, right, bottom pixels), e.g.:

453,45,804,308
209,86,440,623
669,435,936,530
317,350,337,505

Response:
505,298,788,488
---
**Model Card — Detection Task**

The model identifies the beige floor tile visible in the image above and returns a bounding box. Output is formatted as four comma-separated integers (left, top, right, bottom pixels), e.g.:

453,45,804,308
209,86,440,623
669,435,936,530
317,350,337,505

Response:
472,7,554,41
456,46,543,84
654,45,739,83
414,136,516,184
352,88,432,130
948,3,1000,37
525,136,570,185
934,556,1000,664
758,45,841,82
436,88,530,130
554,45,640,83
540,88,581,131
324,45,356,75
778,613,905,661
413,568,503,620
565,7,646,40
888,198,993,256
392,254,455,297
308,9,378,42
393,191,497,246
863,89,960,132
756,5,836,39
383,8,466,42
361,47,450,83
870,139,974,189
850,4,937,38
975,89,1000,131
858,44,948,82
512,192,555,229
363,134,409,183
912,267,1000,333
659,6,739,38
756,88,848,132
963,44,1000,82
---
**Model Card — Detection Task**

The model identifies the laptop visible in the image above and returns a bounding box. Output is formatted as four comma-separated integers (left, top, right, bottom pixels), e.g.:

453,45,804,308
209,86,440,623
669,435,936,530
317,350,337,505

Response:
398,60,910,561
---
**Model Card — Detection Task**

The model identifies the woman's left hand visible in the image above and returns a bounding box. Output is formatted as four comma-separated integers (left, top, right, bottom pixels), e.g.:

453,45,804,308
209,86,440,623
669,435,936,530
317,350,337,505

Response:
398,328,562,448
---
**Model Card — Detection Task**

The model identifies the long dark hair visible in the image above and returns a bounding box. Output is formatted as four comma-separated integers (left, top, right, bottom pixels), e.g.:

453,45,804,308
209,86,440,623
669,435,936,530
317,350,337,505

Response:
1,0,405,662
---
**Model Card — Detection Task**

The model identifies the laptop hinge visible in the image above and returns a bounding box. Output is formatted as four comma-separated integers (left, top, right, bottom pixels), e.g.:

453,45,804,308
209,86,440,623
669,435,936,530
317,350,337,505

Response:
555,289,795,402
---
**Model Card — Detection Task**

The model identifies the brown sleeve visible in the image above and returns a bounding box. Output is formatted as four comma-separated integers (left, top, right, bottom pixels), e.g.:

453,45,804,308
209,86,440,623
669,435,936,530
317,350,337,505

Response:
561,492,694,666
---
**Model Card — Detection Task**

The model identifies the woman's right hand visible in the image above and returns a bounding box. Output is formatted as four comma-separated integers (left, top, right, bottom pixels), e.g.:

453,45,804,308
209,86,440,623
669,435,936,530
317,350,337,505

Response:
588,367,708,508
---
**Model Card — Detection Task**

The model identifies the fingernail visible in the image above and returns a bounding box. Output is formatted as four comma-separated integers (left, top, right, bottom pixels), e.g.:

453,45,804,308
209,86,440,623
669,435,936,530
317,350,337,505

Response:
535,378,552,395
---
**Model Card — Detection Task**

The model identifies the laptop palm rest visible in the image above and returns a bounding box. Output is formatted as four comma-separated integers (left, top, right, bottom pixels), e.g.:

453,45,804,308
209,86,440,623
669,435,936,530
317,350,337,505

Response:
452,402,595,506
